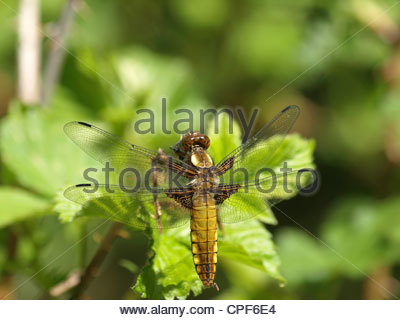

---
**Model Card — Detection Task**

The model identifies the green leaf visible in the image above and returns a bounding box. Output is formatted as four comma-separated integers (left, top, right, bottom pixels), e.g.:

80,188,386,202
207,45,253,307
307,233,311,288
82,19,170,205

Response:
227,7,304,79
53,191,82,223
170,0,230,30
277,228,337,286
0,100,99,198
133,220,286,299
119,259,139,274
0,187,50,228
206,110,242,164
133,228,202,299
277,196,400,287
321,196,400,277
229,134,316,184
219,219,285,283
111,47,203,108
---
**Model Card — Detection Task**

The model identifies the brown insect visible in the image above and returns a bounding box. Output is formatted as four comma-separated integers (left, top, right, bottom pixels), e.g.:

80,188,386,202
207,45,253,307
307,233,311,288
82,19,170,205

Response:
64,106,305,289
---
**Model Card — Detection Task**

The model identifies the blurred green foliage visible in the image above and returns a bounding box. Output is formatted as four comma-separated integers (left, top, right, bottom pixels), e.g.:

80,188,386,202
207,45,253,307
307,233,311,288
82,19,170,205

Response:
0,0,399,300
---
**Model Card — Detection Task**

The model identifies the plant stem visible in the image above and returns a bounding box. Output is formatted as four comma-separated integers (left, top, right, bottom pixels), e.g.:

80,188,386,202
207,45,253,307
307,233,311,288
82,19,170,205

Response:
79,221,88,270
17,0,41,104
0,229,18,299
70,222,122,299
41,0,82,106
363,266,396,299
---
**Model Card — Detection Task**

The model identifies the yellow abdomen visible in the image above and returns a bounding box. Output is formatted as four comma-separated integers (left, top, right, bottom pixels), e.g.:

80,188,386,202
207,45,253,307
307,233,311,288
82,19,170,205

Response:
191,192,218,287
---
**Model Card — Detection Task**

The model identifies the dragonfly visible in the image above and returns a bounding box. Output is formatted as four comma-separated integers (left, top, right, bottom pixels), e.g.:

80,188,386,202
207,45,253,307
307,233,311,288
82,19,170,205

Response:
64,105,311,290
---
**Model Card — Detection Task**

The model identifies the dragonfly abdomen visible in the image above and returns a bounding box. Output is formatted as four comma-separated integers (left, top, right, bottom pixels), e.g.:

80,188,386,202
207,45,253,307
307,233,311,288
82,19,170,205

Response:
190,192,218,287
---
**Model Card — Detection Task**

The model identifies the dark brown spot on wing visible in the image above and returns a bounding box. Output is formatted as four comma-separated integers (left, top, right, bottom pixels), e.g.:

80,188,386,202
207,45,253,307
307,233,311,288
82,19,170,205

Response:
77,121,92,127
165,188,194,209
213,184,241,205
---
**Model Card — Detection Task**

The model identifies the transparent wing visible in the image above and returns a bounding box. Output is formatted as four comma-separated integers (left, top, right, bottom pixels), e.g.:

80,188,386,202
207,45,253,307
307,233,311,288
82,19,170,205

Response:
216,168,316,224
64,184,191,229
216,106,300,184
64,121,195,189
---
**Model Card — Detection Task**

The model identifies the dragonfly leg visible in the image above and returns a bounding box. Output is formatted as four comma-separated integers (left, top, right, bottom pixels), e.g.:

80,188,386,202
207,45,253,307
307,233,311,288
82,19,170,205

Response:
213,282,219,291
151,148,168,233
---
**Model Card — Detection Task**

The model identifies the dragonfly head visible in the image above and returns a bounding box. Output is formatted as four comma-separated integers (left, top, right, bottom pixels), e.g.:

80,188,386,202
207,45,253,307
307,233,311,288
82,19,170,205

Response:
181,131,210,151
172,132,213,167
172,132,210,158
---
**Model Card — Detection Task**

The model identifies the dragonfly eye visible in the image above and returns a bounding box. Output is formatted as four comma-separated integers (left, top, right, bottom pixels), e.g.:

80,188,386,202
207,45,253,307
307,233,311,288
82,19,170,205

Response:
182,132,210,151
197,135,210,149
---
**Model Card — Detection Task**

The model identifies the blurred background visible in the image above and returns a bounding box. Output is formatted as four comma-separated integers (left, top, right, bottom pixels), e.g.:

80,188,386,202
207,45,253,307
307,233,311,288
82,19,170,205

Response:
1,0,400,299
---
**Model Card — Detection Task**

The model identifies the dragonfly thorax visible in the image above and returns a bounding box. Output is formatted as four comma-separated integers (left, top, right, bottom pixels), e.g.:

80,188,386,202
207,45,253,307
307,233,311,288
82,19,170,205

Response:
191,147,213,168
